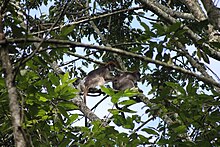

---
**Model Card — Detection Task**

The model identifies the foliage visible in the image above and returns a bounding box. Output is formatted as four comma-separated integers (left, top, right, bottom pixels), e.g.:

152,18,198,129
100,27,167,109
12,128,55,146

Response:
0,0,220,146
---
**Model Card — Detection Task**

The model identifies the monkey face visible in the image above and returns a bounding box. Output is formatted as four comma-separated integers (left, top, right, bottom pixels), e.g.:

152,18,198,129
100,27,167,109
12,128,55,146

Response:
134,72,141,81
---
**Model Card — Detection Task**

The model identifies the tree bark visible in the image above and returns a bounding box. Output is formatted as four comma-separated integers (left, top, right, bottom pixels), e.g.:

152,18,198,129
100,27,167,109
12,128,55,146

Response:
0,13,26,147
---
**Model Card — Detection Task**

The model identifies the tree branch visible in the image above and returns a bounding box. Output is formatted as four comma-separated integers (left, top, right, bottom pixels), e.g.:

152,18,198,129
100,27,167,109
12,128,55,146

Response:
86,1,127,70
0,11,26,147
181,0,207,21
70,96,108,127
152,0,196,20
174,39,220,92
138,0,220,61
66,51,105,65
1,38,219,88
31,6,144,35
201,0,220,30
21,2,68,66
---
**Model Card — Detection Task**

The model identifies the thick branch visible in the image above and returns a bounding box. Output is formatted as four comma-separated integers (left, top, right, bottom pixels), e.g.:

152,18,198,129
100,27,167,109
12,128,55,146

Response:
1,38,220,88
138,0,220,61
152,0,195,20
0,48,27,147
0,12,26,147
201,0,220,30
49,58,107,126
70,96,108,126
181,0,207,21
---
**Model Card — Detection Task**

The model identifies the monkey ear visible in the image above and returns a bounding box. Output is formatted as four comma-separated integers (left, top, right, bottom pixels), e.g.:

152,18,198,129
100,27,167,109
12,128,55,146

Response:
137,71,141,77
105,61,117,70
129,70,141,81
135,71,141,81
106,61,118,68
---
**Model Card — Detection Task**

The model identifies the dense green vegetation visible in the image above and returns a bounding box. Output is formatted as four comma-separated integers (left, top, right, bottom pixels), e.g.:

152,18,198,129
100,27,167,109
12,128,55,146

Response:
0,0,220,146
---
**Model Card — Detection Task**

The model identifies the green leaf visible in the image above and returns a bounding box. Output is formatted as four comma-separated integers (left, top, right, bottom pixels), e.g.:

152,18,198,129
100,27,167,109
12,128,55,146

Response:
123,89,139,97
93,1,96,11
156,53,162,61
59,138,71,147
186,83,197,95
20,69,28,76
197,48,201,60
119,99,136,105
92,120,103,133
173,125,187,133
145,50,153,58
123,116,134,129
210,41,220,48
0,78,5,88
61,72,69,84
168,22,181,32
142,128,158,135
54,84,62,93
39,96,48,102
68,78,78,84
58,106,69,118
37,109,46,117
48,72,60,86
108,109,120,115
113,114,125,126
152,23,165,35
140,22,150,32
58,102,78,110
101,86,115,96
67,114,78,125
165,82,186,95
111,91,123,103
201,51,210,64
61,25,75,36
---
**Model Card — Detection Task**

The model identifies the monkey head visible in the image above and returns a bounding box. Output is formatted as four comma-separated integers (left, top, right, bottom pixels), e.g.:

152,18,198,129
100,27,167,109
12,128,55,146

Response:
112,71,141,91
105,61,117,70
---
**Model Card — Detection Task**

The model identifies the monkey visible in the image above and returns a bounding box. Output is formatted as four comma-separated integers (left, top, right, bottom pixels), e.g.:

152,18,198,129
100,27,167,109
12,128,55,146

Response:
112,71,141,91
82,62,116,127
112,70,141,112
112,71,141,120
83,62,116,104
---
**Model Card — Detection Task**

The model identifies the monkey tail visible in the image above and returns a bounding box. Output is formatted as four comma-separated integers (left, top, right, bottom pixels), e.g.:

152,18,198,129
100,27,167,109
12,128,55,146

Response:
83,89,87,104
83,89,88,127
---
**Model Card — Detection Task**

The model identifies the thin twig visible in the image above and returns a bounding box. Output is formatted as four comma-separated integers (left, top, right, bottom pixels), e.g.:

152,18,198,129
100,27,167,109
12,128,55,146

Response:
91,95,109,111
31,6,144,35
133,116,154,133
20,2,69,65
66,51,105,65
86,0,127,70
0,0,10,14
